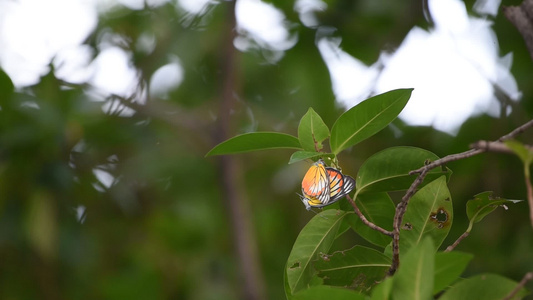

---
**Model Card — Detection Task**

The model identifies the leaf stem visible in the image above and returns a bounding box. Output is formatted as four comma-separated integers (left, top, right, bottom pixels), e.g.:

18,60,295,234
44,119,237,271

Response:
444,232,469,252
345,194,393,237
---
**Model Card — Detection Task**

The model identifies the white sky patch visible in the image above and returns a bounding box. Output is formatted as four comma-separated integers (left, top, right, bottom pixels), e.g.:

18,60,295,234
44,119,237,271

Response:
474,0,502,16
177,0,215,14
235,0,297,54
0,0,97,87
93,168,115,190
54,45,95,84
90,47,139,97
294,0,327,28
326,0,520,133
318,36,380,104
75,205,87,224
149,58,185,99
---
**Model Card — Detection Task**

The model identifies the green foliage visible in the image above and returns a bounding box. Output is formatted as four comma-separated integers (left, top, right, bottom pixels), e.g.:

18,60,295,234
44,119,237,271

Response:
285,210,348,294
209,90,529,299
206,132,301,156
466,191,522,226
329,89,412,154
289,151,335,164
298,107,330,152
2,1,531,299
344,192,394,248
506,140,533,166
355,146,451,194
292,285,366,300
399,176,453,253
434,251,473,294
392,237,435,300
439,274,528,300
314,246,390,290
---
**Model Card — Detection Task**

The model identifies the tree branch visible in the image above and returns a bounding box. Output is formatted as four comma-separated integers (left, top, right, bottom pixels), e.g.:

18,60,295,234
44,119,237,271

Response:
387,119,533,276
503,0,533,61
345,194,393,237
503,272,533,300
444,232,469,252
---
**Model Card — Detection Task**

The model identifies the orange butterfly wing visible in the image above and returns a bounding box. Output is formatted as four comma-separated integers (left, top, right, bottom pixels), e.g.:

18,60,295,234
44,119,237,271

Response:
301,160,329,201
300,160,356,210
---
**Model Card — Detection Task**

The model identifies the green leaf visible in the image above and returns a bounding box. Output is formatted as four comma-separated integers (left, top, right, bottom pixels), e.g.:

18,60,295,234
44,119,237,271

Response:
288,151,335,164
392,237,435,300
400,176,453,253
434,251,473,294
0,69,14,105
286,210,348,294
466,191,522,224
284,260,295,300
330,89,413,154
439,273,529,300
356,146,451,194
343,192,394,248
314,246,391,290
505,140,533,165
298,107,330,152
370,276,394,300
292,285,366,300
206,132,301,156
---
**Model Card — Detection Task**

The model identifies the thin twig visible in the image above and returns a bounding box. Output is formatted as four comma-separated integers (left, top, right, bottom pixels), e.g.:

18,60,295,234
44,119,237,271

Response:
470,141,523,154
524,169,533,229
345,194,393,237
387,119,533,276
444,232,469,252
503,272,533,300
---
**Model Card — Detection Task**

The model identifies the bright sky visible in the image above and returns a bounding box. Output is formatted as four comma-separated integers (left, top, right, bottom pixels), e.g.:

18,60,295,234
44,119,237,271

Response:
0,0,520,135
0,0,521,205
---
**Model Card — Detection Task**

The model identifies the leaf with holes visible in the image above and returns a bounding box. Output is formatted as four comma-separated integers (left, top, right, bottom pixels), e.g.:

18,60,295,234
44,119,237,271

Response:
286,210,348,295
392,237,435,300
466,191,522,224
356,146,451,194
298,107,330,152
399,176,453,254
314,246,391,290
330,89,412,154
206,132,301,156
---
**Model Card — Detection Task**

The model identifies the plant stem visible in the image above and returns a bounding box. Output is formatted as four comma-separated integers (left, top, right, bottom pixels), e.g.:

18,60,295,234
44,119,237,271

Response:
345,194,393,237
524,164,533,229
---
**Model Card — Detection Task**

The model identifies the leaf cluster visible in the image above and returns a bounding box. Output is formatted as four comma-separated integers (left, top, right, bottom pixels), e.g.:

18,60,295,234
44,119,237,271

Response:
208,89,529,299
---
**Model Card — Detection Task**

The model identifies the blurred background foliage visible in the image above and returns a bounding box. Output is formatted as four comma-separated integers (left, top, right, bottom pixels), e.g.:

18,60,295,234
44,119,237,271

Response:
0,0,532,299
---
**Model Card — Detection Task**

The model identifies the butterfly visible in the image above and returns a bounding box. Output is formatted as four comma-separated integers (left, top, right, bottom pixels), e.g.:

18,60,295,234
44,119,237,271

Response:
300,159,355,210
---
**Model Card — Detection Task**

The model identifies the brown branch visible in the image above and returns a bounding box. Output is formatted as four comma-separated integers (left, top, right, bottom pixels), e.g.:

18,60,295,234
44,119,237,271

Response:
503,0,533,61
215,2,265,299
444,232,469,252
345,194,393,237
387,119,533,276
525,170,533,229
503,272,533,300
470,141,518,154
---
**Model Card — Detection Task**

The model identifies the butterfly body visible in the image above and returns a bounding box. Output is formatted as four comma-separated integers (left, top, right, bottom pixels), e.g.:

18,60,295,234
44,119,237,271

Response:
300,160,355,210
